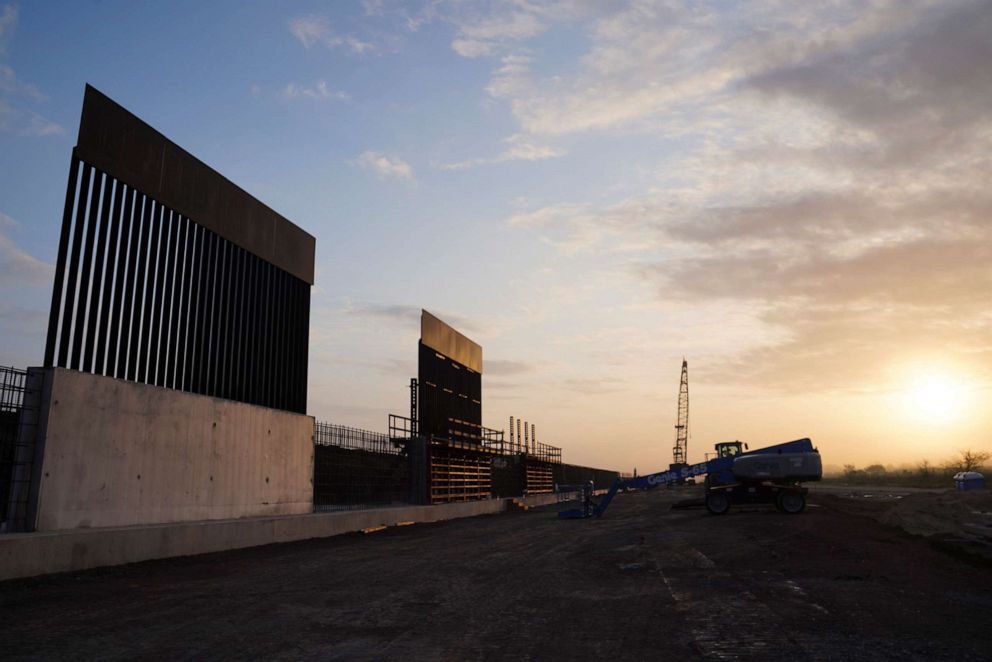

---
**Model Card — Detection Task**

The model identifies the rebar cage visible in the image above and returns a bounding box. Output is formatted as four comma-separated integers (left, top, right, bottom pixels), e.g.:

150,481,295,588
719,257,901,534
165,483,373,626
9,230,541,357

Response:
313,421,412,511
0,366,38,531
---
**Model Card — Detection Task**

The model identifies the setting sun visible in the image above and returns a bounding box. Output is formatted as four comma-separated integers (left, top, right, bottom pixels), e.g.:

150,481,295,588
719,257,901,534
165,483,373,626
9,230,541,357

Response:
908,374,962,420
904,372,965,421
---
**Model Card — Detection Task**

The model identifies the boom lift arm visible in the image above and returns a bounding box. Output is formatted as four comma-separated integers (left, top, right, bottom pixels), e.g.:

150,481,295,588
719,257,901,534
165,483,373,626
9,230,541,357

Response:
559,438,821,519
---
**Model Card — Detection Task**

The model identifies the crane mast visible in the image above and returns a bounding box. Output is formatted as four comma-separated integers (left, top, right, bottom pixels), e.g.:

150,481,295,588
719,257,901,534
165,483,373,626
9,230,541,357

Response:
672,358,689,469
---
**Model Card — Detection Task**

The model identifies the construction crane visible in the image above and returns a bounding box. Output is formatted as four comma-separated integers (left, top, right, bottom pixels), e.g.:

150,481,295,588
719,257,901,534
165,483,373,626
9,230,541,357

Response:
671,358,689,472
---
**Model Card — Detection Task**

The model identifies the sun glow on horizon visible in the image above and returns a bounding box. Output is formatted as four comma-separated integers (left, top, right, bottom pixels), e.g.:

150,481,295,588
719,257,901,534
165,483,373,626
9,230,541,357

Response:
909,376,959,418
897,364,975,425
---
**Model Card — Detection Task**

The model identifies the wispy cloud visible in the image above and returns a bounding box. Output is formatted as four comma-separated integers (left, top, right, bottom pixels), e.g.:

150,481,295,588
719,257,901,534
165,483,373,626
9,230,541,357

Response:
288,15,327,49
353,150,413,180
361,0,438,32
20,110,62,136
0,63,43,101
0,302,47,336
0,4,16,53
344,302,483,336
346,302,421,326
450,9,546,58
485,359,536,377
451,38,495,58
0,98,63,137
506,203,587,229
0,230,51,285
0,9,64,137
281,80,350,101
560,376,626,395
288,15,375,54
442,134,563,170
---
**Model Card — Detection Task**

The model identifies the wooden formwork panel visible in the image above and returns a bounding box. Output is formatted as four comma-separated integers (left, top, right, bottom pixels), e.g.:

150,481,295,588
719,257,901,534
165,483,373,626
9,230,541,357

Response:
429,448,492,504
524,461,554,495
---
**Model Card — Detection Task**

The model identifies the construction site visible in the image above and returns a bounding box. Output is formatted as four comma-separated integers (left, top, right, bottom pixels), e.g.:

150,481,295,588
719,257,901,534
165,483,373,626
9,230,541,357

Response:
2,87,991,660
3,487,991,660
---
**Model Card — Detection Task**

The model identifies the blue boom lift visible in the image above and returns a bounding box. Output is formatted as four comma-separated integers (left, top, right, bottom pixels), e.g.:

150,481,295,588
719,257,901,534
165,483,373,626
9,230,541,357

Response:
558,437,822,518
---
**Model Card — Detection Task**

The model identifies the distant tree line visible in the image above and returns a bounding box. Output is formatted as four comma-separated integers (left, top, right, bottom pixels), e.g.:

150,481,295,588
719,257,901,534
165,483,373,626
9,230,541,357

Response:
832,450,990,488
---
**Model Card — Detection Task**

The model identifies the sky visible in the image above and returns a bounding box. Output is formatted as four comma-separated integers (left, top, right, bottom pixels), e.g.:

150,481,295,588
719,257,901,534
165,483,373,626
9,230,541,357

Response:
0,0,989,473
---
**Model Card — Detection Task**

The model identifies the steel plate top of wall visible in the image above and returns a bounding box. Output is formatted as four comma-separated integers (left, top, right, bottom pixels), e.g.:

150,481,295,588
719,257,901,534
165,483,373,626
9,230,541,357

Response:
76,85,314,284
420,310,482,373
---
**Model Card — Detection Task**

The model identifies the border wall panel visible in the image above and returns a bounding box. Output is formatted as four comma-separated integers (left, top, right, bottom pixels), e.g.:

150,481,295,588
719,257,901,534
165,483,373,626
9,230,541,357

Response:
43,88,312,415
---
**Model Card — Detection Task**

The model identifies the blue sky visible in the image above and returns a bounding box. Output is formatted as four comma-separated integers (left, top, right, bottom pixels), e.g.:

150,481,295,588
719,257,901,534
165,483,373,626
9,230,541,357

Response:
1,1,990,470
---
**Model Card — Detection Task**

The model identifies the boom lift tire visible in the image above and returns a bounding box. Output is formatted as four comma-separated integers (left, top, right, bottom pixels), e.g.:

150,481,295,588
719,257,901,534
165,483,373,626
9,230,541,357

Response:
776,490,806,514
705,490,731,515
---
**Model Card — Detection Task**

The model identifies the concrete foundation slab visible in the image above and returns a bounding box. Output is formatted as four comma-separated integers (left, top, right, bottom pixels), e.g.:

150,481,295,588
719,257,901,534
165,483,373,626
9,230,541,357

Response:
0,493,562,581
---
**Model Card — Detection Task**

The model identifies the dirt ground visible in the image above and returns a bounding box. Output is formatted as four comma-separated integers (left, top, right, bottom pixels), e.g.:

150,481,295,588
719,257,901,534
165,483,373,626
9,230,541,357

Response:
819,486,992,560
3,488,991,661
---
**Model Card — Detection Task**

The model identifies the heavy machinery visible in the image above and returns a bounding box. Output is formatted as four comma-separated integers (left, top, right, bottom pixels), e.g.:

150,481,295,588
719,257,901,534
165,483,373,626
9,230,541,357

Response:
558,437,822,518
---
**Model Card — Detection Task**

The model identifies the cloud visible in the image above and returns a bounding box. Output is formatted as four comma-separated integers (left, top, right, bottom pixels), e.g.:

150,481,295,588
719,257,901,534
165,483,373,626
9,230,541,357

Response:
0,4,16,53
442,134,564,170
459,0,975,140
0,230,51,285
0,63,43,101
471,2,730,134
345,302,483,336
694,303,992,396
450,10,545,58
742,0,992,170
20,110,63,136
330,34,375,54
505,199,661,254
484,359,536,377
288,15,327,49
281,80,350,101
288,14,375,54
646,236,991,309
483,361,536,397
560,376,626,395
484,53,532,94
0,99,62,136
346,303,421,325
460,10,544,41
506,203,588,229
0,11,64,137
451,38,495,58
489,137,563,163
0,302,47,336
353,150,413,180
511,177,992,390
499,0,992,395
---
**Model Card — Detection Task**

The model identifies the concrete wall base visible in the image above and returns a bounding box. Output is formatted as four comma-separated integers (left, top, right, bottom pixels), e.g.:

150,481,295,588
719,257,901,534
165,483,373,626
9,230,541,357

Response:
0,493,563,581
34,368,314,531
